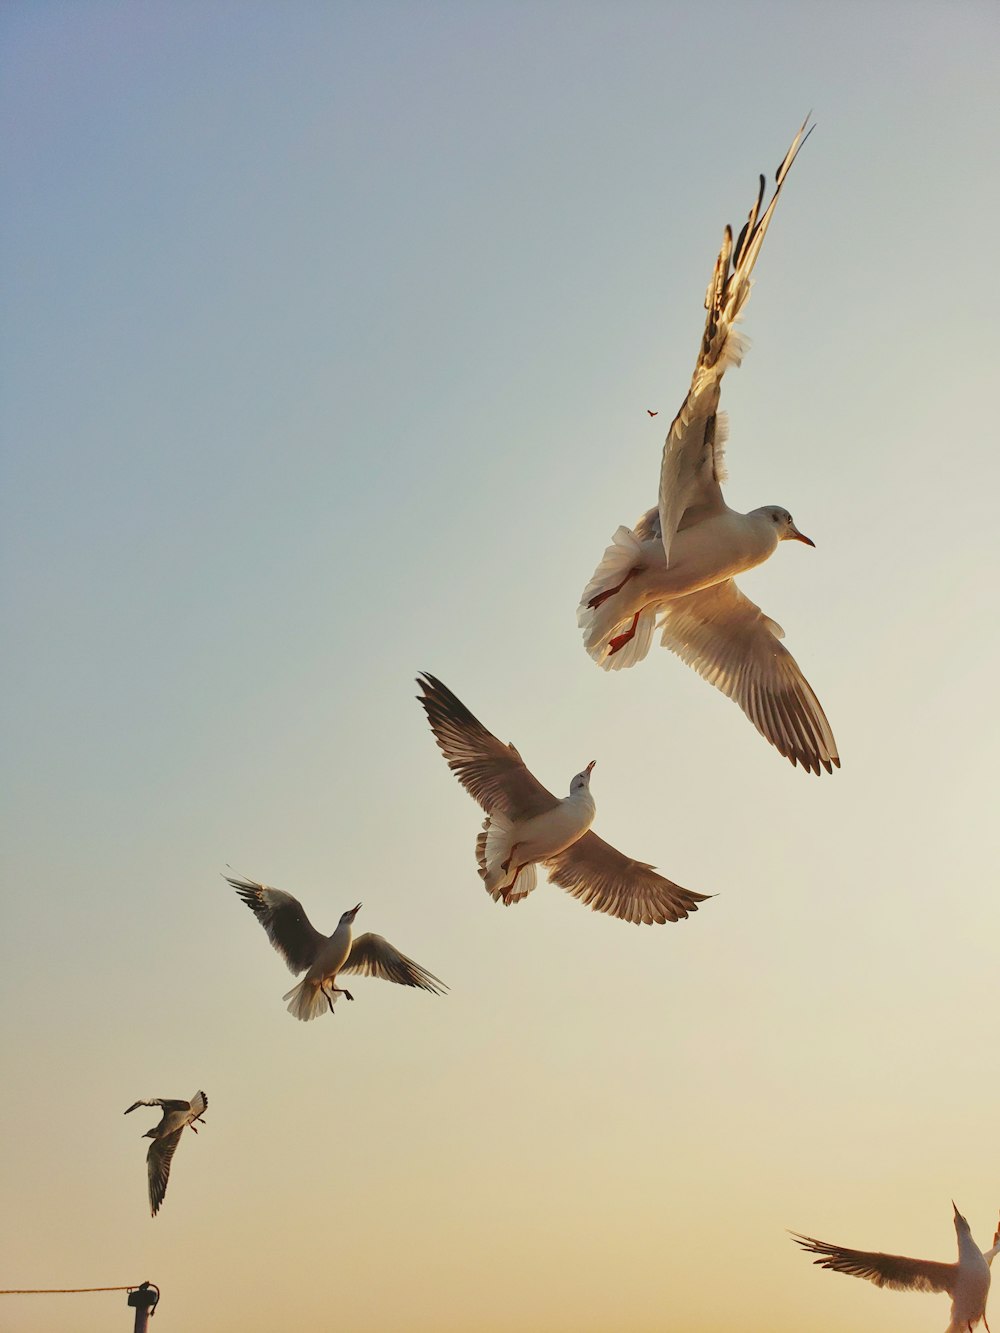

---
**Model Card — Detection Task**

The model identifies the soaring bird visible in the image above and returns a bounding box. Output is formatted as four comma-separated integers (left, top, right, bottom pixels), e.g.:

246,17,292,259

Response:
578,117,839,776
792,1204,1000,1332
124,1091,207,1216
227,875,447,1021
417,672,710,926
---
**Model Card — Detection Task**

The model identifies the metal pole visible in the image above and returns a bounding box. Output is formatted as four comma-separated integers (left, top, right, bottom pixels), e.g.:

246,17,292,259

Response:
126,1281,159,1331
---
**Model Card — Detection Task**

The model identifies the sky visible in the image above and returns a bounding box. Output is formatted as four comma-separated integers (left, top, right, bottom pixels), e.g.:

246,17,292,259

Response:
2,2,999,1330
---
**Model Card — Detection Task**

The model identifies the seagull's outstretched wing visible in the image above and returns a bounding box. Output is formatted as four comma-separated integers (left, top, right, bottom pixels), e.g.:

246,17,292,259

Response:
146,1129,183,1217
658,579,839,775
227,874,326,974
658,118,813,562
124,1098,188,1116
418,673,556,820
791,1233,957,1295
342,933,448,994
544,831,711,926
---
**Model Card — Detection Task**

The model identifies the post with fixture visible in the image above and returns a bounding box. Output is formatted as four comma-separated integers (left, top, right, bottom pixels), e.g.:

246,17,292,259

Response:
126,1281,159,1331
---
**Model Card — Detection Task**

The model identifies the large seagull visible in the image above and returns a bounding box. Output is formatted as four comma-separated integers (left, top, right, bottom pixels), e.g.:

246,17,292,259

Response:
578,117,839,775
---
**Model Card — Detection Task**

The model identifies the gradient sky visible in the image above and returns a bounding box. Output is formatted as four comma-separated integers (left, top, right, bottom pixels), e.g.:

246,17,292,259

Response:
2,3,999,1331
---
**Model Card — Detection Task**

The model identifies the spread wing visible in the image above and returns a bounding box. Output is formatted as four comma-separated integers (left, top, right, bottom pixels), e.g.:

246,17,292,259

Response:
341,933,448,994
146,1129,183,1217
657,579,838,775
545,831,711,926
226,874,326,974
658,118,813,563
791,1233,957,1295
418,673,556,820
124,1098,188,1116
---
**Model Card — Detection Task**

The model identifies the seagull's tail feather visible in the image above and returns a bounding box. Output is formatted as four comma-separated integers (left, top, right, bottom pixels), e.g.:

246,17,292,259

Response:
578,527,650,662
477,815,538,904
282,977,337,1021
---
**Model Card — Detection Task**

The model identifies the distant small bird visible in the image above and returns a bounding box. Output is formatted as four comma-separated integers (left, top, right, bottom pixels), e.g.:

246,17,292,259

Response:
227,875,447,1021
124,1092,207,1216
792,1203,1000,1333
647,409,658,416
578,118,839,776
417,673,710,925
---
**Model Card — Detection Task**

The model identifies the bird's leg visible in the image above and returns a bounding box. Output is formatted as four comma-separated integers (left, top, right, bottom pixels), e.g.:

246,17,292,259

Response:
501,843,521,874
330,984,355,1002
321,984,336,1014
607,612,641,656
588,567,637,609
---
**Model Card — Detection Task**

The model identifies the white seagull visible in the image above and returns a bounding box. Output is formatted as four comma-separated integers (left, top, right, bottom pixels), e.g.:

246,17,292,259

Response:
578,117,839,776
227,874,447,1021
418,673,710,926
792,1204,1000,1332
124,1091,207,1217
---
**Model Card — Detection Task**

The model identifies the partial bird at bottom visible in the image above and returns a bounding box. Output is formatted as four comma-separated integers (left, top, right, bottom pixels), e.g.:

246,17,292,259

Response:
792,1203,1000,1333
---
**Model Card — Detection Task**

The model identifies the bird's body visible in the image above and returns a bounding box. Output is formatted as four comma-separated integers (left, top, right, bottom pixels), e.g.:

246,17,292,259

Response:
227,875,447,1021
792,1204,1000,1333
480,777,596,894
578,118,839,775
418,673,709,925
124,1091,207,1216
582,503,783,649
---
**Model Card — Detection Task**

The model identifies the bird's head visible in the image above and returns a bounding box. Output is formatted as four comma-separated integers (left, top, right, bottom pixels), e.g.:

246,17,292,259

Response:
760,505,815,547
952,1201,971,1234
570,760,596,794
340,903,362,925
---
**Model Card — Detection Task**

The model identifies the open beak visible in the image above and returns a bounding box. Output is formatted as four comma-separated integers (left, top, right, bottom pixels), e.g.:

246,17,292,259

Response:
351,902,362,916
585,760,596,774
789,525,815,547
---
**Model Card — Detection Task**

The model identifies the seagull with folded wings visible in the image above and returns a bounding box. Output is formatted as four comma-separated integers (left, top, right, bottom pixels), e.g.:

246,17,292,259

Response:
124,1091,207,1216
227,874,447,1021
792,1203,1000,1332
417,673,710,926
578,117,839,776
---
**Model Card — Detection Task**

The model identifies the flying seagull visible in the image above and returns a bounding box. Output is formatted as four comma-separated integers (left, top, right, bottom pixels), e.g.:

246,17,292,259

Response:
417,672,710,926
578,117,839,776
227,874,447,1021
124,1091,207,1216
791,1204,1000,1332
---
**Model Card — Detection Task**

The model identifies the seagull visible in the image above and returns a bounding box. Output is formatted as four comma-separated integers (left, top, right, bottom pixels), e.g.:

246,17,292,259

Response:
578,117,839,776
791,1204,1000,1332
226,874,447,1021
123,1091,207,1217
417,672,710,925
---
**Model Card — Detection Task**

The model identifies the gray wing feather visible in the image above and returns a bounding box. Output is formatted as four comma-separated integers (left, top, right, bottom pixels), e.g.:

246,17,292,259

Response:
658,580,838,775
417,674,556,820
341,933,448,994
226,874,326,974
146,1129,183,1217
791,1233,957,1295
545,832,711,926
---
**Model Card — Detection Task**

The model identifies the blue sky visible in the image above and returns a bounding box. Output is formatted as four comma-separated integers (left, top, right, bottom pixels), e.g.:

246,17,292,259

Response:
2,3,999,1330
